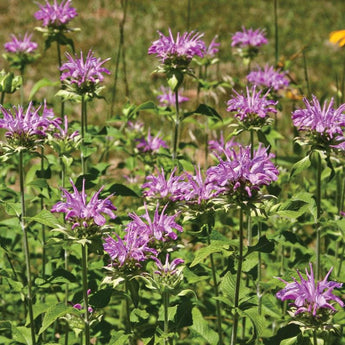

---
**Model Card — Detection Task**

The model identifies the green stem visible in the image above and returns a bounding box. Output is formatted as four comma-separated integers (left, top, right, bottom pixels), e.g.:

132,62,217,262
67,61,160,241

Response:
20,70,24,105
81,244,90,345
187,0,191,30
230,208,244,345
207,228,224,345
124,280,134,345
110,0,128,117
274,0,279,65
61,158,70,345
172,89,180,160
19,150,36,345
40,147,46,280
316,152,322,280
163,290,170,345
81,96,86,175
57,41,65,119
303,49,311,99
1,91,5,104
313,330,317,345
248,131,254,246
257,222,262,315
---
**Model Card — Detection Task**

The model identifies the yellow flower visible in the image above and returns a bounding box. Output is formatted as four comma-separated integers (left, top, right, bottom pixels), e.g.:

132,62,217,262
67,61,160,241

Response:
329,30,345,47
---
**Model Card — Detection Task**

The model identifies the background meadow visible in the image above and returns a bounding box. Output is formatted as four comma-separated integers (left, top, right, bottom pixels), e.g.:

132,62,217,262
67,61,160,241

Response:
1,1,345,345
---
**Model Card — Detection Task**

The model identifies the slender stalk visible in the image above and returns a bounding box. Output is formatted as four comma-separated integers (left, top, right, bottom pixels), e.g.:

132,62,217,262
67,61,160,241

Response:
248,131,254,246
81,244,90,345
57,41,65,118
40,147,46,280
81,96,86,175
303,49,311,99
124,280,133,345
313,330,317,345
207,228,224,345
274,0,279,65
172,89,180,160
257,222,262,315
187,0,191,31
1,91,5,104
230,208,244,345
20,69,24,105
19,150,36,345
315,152,322,280
341,49,345,104
110,0,128,117
61,158,70,345
163,290,170,345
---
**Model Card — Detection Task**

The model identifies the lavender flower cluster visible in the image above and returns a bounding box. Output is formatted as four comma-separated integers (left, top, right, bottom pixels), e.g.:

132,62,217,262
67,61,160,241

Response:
142,140,279,205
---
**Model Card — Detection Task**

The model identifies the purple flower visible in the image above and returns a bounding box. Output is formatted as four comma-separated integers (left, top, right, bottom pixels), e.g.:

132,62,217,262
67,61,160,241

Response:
126,203,183,241
34,0,77,27
4,33,38,54
157,86,189,107
247,64,290,91
148,28,206,66
208,132,237,157
103,228,156,268
60,50,110,91
136,129,168,153
205,35,220,57
226,85,277,125
276,264,344,317
292,95,345,149
53,115,79,140
181,166,219,204
151,254,184,276
127,120,144,132
51,179,116,230
206,143,279,199
142,167,187,201
0,101,60,147
231,27,268,48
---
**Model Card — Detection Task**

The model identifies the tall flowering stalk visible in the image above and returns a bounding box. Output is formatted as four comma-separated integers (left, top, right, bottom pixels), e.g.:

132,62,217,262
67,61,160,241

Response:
0,102,60,345
59,49,110,173
292,95,345,279
226,84,278,312
51,178,116,345
207,142,279,344
148,28,206,159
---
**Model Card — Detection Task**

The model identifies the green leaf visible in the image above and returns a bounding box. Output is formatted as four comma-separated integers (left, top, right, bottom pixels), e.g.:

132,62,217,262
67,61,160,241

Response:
29,78,59,100
27,178,49,190
89,288,113,308
190,307,219,344
39,303,74,335
106,183,139,197
242,307,266,338
51,268,77,283
12,326,32,345
245,235,275,257
29,209,61,228
184,103,222,121
109,331,130,345
290,155,311,179
219,272,251,305
56,89,81,102
190,243,228,267
167,70,184,91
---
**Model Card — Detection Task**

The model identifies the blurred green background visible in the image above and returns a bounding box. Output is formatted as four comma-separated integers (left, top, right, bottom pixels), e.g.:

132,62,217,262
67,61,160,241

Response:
0,0,345,122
